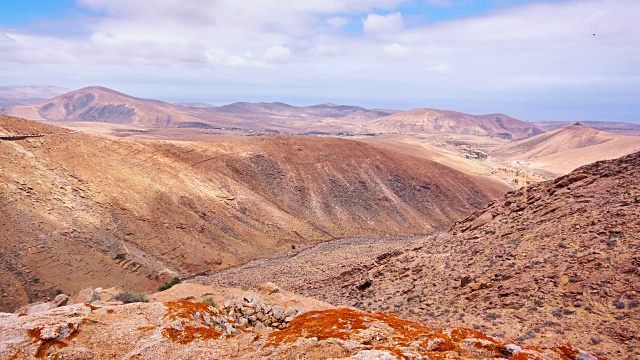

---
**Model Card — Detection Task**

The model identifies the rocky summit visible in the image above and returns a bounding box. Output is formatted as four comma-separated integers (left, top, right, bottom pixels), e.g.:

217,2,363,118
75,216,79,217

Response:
0,283,602,360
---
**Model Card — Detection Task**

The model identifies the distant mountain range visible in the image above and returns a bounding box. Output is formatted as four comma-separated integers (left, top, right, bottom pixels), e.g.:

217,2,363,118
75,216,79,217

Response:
3,85,640,139
0,86,546,139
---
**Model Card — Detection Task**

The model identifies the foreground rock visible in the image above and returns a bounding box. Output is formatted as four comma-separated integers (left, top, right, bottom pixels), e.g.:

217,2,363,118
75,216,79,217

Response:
0,296,600,359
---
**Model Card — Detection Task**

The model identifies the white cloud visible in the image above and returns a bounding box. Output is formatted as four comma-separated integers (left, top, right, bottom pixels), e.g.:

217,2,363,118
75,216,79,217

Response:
429,64,449,73
2,0,640,121
311,43,340,56
363,12,404,34
327,16,348,29
206,48,265,68
383,43,410,58
264,45,291,63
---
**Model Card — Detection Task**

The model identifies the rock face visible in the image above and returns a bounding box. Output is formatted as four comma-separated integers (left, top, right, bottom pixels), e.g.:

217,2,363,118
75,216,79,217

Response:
322,151,640,359
196,151,640,359
0,294,600,360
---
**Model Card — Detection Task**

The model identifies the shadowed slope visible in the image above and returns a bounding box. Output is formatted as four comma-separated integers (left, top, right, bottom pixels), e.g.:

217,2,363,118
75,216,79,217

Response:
0,115,503,312
198,151,640,359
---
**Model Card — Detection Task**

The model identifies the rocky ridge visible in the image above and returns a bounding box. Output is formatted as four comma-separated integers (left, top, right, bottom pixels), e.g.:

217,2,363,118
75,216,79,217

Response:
196,151,640,359
0,283,602,360
0,115,505,312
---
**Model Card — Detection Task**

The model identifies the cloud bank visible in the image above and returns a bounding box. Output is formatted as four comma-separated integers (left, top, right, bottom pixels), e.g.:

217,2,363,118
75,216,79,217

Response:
0,0,639,121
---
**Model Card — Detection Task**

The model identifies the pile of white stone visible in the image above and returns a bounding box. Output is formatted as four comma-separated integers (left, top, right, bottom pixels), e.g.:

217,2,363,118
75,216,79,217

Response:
222,283,305,332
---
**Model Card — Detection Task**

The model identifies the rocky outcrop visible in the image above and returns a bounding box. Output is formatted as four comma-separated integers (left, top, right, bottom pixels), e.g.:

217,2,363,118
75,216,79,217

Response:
0,290,601,360
196,151,640,359
224,294,303,331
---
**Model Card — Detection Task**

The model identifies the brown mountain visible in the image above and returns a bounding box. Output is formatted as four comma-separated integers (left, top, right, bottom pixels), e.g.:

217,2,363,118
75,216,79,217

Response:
367,108,543,139
209,151,640,358
2,86,397,134
3,86,237,127
0,115,505,312
492,123,640,176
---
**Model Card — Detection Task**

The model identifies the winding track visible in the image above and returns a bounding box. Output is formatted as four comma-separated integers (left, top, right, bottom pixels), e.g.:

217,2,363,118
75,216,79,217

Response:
0,130,79,140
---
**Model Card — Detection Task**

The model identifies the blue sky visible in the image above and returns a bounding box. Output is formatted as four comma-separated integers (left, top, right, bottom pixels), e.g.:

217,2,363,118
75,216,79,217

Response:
1,0,639,122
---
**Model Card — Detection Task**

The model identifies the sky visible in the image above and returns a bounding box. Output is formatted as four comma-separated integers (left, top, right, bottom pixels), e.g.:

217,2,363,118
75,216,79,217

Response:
0,0,639,122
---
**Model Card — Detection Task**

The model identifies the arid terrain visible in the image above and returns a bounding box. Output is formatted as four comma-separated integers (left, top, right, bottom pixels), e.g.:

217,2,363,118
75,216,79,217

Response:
2,86,640,359
491,123,640,177
195,151,640,359
0,114,505,313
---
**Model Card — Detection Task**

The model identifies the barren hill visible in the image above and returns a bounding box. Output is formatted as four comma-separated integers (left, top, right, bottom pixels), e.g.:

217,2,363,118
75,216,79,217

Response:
492,123,640,176
197,151,640,359
0,115,505,312
3,86,236,127
2,86,396,134
367,108,543,139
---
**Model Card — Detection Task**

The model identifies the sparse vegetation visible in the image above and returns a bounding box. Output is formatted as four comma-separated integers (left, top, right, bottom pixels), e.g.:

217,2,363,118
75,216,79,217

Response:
613,299,626,309
291,244,296,249
112,292,148,303
55,289,63,295
115,253,126,260
32,278,40,283
202,297,216,306
158,277,181,291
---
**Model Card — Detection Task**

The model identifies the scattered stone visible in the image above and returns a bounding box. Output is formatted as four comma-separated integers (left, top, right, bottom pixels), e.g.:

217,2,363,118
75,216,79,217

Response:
259,282,281,295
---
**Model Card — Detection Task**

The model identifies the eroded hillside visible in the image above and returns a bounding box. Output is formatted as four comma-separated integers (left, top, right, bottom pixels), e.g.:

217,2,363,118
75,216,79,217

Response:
198,151,640,359
0,115,505,312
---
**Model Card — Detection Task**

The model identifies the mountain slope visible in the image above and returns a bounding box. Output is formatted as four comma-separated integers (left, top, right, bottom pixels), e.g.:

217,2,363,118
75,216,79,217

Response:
2,86,396,133
4,86,236,128
367,108,543,139
0,115,505,312
492,123,640,176
196,151,640,358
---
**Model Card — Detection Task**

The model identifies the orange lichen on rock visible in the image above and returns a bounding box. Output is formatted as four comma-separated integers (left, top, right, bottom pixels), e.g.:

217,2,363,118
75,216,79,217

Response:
266,308,510,360
264,308,603,360
26,323,80,359
161,326,222,344
136,326,157,332
84,303,100,311
268,308,370,345
163,300,217,321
